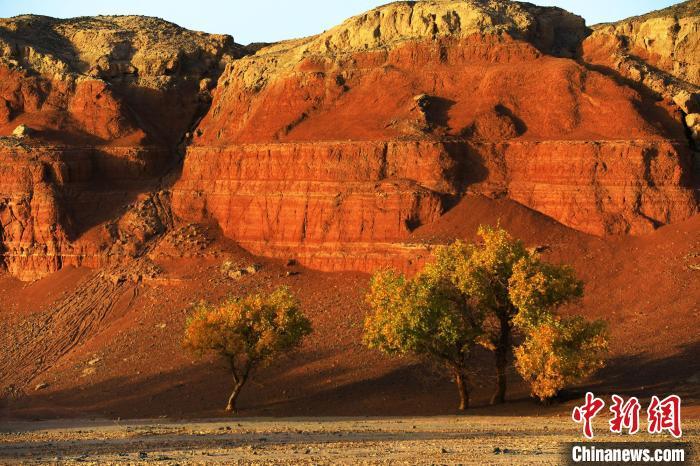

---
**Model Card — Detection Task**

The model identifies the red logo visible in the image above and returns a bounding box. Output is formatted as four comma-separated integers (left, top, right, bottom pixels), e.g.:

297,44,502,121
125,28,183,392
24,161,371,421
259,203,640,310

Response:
572,392,606,439
609,394,641,435
572,393,682,438
647,395,682,438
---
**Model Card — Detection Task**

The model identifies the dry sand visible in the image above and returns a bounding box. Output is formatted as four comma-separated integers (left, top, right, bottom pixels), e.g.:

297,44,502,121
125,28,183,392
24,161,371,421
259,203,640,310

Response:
0,415,696,465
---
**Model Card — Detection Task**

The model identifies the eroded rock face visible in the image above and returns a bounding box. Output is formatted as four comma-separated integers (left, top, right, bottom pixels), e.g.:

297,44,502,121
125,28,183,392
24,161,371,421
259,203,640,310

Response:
0,15,243,145
1,1,699,279
0,16,240,279
583,1,700,106
172,0,697,270
0,137,173,279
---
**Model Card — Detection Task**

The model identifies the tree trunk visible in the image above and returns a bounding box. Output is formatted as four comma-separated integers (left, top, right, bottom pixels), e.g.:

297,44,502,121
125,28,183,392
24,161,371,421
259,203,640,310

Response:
454,369,470,411
491,315,511,405
225,359,250,414
225,381,245,413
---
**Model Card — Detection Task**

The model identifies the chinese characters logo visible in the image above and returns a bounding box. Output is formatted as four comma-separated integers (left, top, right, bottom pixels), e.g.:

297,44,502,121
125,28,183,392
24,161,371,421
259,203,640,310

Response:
572,392,682,439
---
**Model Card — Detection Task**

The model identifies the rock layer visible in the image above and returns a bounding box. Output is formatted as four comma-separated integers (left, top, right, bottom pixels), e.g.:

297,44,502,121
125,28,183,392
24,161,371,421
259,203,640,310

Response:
582,0,700,147
0,16,240,279
0,138,173,279
1,1,699,279
583,1,700,90
173,0,697,271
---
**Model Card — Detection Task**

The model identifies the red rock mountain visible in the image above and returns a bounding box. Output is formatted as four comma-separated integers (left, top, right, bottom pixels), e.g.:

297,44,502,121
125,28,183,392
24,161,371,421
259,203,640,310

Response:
0,1,698,280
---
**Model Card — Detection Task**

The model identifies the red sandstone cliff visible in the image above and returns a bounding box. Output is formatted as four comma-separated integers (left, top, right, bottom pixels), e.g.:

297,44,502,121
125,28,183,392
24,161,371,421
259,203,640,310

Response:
172,1,698,270
0,16,241,279
0,1,699,279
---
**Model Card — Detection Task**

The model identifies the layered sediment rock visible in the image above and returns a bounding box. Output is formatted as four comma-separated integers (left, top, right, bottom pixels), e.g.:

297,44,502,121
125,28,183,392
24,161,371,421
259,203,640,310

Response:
1,1,699,279
0,138,172,279
0,16,240,279
173,141,454,245
172,1,697,272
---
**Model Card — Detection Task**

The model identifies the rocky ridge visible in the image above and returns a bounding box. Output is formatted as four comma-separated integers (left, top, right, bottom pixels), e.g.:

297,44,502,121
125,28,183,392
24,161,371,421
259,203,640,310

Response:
583,0,700,146
174,0,698,270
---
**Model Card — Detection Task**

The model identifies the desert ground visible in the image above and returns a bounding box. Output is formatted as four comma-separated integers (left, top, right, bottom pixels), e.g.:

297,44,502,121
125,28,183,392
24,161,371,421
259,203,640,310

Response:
1,416,696,465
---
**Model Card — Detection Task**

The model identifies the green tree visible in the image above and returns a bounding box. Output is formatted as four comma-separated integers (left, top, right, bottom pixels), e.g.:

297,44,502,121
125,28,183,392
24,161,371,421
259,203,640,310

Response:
364,268,484,410
183,286,312,413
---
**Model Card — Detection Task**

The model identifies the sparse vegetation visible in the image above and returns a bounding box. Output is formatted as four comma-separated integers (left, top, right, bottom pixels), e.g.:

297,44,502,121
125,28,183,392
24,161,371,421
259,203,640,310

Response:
363,226,609,408
183,286,311,413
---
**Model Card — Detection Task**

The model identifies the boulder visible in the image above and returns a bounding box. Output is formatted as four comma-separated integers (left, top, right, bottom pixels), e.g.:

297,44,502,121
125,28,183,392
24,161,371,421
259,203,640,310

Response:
11,124,32,138
687,113,700,143
675,91,700,115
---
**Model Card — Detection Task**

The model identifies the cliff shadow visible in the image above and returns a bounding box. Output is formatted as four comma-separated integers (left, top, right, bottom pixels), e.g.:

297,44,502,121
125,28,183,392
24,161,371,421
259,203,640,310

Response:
424,96,456,130
2,344,542,420
59,147,170,242
437,140,492,214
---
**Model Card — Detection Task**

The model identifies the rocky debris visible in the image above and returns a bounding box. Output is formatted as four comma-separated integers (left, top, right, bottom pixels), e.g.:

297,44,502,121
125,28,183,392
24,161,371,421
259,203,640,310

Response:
87,357,101,366
98,192,174,269
151,223,213,259
106,260,162,284
414,94,431,108
34,382,48,390
586,1,700,87
220,260,262,280
467,105,524,140
583,1,700,126
246,263,262,274
401,93,453,135
674,91,700,115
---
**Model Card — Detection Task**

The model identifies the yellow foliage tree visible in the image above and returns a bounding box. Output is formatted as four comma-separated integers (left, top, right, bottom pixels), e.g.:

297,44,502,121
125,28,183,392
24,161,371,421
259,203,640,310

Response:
183,286,311,413
514,317,608,401
364,268,484,410
365,225,608,407
439,226,585,404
